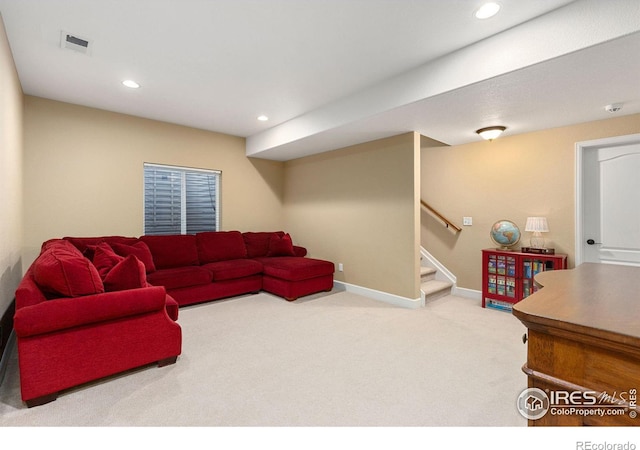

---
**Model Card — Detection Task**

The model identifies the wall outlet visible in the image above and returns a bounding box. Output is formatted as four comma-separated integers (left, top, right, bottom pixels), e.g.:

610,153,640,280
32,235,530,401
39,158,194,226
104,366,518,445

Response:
463,217,473,226
338,263,344,272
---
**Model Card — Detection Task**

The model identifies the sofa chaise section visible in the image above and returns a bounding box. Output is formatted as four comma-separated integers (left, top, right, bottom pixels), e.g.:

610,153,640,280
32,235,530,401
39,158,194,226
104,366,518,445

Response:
242,232,335,301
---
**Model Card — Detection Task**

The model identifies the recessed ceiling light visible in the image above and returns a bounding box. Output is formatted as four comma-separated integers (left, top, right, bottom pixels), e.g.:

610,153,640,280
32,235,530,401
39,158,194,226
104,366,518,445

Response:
257,115,269,121
475,2,501,19
122,80,140,89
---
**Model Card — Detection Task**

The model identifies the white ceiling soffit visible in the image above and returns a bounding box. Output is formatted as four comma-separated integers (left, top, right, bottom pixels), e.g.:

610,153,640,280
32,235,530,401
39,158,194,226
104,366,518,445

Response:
247,0,640,160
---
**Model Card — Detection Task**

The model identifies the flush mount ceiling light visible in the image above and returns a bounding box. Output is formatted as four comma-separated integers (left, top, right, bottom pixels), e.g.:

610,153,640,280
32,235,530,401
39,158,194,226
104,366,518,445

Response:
122,79,140,89
257,115,269,121
475,2,501,19
476,126,506,141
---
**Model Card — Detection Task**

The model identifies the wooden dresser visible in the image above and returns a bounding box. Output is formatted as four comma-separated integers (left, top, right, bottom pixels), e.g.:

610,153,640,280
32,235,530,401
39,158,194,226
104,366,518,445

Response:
512,263,640,426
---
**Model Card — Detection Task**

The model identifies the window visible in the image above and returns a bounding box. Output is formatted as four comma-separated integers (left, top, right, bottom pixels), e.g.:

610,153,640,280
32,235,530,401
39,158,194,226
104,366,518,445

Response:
143,163,220,235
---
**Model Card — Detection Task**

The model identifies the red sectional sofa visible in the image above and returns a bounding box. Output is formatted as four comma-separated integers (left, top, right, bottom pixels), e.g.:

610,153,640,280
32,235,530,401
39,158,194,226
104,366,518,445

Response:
13,231,334,407
62,231,335,305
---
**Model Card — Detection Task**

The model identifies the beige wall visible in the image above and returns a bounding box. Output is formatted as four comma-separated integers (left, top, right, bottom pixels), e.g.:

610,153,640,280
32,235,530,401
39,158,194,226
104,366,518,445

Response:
421,113,640,292
23,97,423,300
284,133,421,300
0,14,23,316
22,96,285,267
17,82,640,301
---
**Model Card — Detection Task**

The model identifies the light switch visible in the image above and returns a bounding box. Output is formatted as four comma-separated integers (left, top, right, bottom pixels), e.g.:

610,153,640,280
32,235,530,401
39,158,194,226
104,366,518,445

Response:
463,217,473,226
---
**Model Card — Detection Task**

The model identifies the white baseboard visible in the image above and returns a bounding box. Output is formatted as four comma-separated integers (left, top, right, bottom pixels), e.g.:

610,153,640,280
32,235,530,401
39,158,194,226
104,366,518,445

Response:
452,286,481,300
333,281,422,309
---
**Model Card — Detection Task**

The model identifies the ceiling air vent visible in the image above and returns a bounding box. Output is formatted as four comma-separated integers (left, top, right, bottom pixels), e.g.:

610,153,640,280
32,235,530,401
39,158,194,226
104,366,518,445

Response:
60,31,91,55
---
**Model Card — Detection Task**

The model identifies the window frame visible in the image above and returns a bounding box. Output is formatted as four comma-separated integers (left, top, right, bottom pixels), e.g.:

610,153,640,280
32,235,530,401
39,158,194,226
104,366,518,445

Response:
143,162,221,235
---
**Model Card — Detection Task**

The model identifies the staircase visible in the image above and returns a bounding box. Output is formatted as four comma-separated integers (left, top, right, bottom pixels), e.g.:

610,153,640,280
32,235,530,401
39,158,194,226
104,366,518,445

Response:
418,202,459,305
420,248,455,304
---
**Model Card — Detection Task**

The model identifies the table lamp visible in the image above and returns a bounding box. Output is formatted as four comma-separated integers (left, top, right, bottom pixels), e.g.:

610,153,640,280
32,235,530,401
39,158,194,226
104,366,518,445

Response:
525,217,549,249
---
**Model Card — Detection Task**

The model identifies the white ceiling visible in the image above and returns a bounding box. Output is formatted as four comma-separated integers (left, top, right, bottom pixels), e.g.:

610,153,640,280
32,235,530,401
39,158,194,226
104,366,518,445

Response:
1,0,639,161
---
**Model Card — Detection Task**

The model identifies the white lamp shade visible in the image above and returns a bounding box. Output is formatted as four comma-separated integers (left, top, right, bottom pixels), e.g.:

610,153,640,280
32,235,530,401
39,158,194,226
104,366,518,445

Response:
525,217,549,233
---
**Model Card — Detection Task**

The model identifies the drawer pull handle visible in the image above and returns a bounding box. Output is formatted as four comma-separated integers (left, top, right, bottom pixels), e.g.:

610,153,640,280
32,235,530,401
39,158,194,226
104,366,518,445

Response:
522,333,528,344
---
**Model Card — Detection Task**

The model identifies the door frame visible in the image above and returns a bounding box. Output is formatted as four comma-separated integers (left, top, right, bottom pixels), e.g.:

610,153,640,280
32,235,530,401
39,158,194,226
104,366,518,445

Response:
575,133,640,266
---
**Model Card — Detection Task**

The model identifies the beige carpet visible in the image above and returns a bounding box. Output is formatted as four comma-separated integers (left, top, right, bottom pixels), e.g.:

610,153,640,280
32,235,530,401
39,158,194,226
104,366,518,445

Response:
0,290,528,427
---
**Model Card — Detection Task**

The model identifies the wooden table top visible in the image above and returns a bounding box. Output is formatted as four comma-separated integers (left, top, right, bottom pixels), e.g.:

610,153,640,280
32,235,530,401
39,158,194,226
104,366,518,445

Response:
512,263,640,347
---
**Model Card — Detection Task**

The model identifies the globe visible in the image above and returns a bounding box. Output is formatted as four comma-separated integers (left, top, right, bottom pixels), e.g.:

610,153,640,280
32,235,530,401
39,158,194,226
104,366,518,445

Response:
490,220,521,249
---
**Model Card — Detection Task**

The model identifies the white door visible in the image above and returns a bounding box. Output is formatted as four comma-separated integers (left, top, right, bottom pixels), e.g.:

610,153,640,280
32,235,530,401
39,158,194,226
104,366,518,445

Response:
577,133,640,266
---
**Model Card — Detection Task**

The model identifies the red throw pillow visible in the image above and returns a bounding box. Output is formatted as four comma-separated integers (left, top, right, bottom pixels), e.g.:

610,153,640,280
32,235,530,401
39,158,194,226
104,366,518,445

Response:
92,243,124,279
267,233,296,257
111,241,156,273
243,232,284,258
33,247,105,298
103,255,147,291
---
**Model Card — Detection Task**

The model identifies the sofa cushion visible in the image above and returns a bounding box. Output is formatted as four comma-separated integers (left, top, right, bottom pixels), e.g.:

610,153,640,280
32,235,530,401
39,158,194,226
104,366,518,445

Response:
103,255,148,292
242,231,285,258
92,243,124,279
40,239,77,252
41,238,68,252
196,231,247,263
257,257,335,281
33,243,105,298
267,233,296,257
146,266,212,290
111,241,156,273
140,234,199,269
201,259,263,281
63,236,139,259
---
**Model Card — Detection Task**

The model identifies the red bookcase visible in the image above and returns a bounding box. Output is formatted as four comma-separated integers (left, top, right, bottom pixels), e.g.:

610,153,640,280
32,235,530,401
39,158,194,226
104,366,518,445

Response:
482,249,567,311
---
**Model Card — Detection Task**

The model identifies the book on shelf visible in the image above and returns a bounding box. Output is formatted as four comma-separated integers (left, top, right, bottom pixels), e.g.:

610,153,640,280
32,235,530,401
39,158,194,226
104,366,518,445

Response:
523,279,531,298
486,299,513,311
487,274,497,294
524,261,532,279
506,278,516,297
532,261,544,275
497,260,506,274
